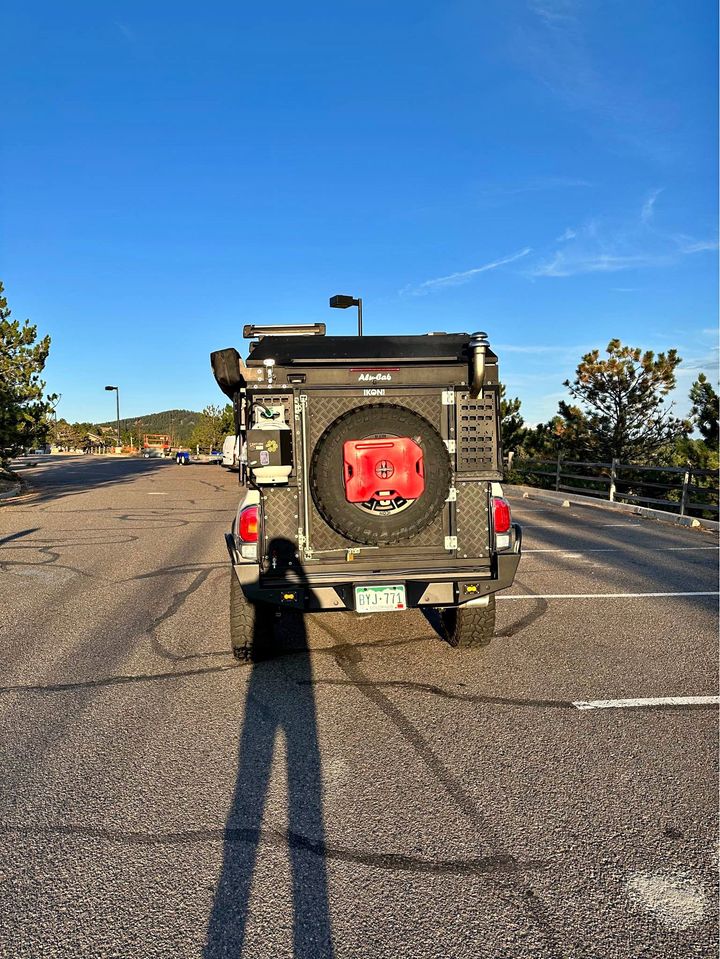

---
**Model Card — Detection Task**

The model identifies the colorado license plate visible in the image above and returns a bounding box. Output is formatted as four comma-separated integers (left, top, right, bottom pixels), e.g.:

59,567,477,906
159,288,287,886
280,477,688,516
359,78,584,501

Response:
355,585,406,612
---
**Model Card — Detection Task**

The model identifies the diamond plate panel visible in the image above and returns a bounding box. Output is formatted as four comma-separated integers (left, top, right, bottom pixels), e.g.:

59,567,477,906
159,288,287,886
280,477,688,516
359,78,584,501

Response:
304,392,448,553
308,501,446,551
262,486,299,550
307,393,442,449
455,481,490,558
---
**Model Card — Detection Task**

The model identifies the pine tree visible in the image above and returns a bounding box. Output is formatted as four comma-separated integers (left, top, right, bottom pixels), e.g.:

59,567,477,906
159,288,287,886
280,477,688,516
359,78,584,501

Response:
563,339,689,461
499,385,526,454
689,373,719,448
0,281,56,461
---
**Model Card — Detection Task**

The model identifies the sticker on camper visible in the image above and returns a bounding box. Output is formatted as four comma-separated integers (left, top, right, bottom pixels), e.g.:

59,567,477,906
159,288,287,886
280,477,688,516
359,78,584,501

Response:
260,451,270,465
265,439,278,453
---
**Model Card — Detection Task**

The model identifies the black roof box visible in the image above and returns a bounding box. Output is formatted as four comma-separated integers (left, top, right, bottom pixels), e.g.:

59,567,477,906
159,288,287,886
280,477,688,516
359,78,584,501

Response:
246,334,494,366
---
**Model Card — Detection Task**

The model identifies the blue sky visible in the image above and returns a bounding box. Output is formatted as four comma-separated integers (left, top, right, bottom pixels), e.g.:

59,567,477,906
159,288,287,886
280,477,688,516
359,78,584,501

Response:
2,0,717,425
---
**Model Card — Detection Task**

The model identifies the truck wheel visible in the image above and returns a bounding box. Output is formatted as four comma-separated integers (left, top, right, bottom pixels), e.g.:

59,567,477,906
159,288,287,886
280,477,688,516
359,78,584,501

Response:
310,404,451,546
230,572,275,662
440,596,496,648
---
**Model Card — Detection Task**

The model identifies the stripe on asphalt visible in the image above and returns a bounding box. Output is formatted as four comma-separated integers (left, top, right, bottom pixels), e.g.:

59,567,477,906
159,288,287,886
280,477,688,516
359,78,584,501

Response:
497,591,719,600
524,547,719,553
573,696,719,710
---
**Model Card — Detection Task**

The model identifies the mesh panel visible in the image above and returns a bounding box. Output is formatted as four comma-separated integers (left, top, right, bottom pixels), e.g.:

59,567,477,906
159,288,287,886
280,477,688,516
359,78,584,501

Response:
455,391,498,472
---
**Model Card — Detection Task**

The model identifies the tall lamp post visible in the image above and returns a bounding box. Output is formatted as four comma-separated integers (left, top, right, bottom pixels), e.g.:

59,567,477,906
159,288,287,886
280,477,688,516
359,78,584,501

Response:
329,294,363,335
105,385,121,448
49,394,62,448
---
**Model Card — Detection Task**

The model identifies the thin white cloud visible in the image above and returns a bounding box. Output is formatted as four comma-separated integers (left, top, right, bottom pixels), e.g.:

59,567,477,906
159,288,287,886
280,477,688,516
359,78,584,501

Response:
641,188,664,224
519,0,676,158
673,235,719,254
403,248,532,296
530,192,717,278
494,343,588,354
531,252,669,277
115,21,136,43
529,0,577,25
479,178,591,200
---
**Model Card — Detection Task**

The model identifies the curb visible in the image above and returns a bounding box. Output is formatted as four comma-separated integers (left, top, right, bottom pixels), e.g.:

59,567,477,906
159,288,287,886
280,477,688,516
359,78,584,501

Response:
0,483,22,502
506,484,720,533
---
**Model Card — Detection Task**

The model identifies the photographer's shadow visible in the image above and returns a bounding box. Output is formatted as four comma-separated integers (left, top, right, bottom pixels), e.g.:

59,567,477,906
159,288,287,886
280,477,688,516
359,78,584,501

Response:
205,540,334,958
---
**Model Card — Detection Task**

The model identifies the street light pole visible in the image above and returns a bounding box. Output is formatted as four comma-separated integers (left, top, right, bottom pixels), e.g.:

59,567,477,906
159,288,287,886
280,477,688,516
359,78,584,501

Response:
105,386,121,448
329,294,363,335
49,394,62,448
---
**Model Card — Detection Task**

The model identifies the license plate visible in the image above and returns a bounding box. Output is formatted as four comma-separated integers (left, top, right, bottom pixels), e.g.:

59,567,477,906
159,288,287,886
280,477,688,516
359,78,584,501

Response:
355,585,406,612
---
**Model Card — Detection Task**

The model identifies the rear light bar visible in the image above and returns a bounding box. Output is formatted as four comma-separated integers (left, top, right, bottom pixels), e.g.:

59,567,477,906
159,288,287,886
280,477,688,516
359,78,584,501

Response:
238,505,259,543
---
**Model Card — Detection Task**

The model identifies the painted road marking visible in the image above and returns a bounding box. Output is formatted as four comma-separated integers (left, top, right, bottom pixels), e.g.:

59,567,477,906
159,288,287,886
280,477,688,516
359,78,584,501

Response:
524,547,719,553
626,872,708,930
497,591,719,600
146,492,168,496
573,696,719,710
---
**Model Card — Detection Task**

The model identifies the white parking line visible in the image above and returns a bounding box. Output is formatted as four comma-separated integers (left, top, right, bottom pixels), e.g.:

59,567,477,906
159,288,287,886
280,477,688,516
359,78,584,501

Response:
497,591,719,600
573,696,719,710
524,547,719,553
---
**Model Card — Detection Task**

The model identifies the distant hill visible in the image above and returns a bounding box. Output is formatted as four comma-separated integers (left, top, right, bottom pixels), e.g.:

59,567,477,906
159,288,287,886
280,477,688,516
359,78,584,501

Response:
97,409,201,446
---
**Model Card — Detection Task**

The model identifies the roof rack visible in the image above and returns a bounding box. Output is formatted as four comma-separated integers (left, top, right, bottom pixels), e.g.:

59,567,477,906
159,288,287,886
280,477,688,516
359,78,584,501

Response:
243,323,326,339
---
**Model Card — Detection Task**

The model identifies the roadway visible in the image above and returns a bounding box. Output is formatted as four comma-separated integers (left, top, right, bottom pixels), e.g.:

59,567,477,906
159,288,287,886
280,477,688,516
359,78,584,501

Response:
0,455,717,958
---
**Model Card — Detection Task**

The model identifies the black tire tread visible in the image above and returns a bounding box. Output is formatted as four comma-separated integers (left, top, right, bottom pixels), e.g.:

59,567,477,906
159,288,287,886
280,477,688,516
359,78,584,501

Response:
230,572,274,662
440,595,496,648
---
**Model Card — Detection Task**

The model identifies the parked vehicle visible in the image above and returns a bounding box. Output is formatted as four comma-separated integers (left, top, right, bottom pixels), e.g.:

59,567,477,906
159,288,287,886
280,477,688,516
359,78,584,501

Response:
221,435,241,470
175,450,191,465
211,323,521,662
142,434,171,457
208,450,223,464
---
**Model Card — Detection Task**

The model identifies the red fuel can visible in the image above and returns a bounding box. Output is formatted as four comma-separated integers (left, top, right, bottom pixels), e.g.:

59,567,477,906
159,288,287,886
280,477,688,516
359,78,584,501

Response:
343,438,426,503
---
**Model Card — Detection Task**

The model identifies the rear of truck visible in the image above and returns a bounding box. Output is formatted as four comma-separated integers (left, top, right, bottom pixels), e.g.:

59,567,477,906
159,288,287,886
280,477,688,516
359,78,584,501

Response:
211,328,521,661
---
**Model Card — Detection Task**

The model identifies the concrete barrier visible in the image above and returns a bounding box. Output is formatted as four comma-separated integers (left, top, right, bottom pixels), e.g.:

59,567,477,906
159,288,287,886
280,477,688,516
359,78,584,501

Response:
0,483,22,502
506,484,719,533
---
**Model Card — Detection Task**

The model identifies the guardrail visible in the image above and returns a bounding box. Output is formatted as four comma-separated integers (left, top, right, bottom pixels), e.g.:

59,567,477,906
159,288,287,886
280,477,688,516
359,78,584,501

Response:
509,455,719,519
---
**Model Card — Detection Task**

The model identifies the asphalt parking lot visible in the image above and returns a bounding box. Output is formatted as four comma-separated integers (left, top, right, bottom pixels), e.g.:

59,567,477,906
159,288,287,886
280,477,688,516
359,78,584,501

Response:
0,455,717,958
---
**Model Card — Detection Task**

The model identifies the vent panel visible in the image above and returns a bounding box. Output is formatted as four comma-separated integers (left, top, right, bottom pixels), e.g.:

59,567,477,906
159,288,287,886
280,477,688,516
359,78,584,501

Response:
455,391,499,472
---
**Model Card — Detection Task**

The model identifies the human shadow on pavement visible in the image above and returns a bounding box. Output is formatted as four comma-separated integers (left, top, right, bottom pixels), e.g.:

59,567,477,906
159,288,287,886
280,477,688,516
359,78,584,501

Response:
205,540,334,958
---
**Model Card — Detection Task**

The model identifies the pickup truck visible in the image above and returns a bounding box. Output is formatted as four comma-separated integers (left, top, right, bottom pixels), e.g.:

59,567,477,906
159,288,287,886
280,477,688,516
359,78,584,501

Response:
211,323,521,661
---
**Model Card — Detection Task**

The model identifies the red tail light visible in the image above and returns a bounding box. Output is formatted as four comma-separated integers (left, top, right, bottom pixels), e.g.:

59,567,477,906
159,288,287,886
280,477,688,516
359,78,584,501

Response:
492,497,511,534
239,506,259,542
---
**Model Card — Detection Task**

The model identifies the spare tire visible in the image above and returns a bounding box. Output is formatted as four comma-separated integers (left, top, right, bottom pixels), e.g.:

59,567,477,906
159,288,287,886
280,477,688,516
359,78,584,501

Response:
310,404,451,545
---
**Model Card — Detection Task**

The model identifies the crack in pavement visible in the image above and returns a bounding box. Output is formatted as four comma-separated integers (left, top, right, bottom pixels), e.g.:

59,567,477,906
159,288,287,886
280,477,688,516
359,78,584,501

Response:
0,822,545,876
312,615,566,958
0,662,241,695
301,679,574,709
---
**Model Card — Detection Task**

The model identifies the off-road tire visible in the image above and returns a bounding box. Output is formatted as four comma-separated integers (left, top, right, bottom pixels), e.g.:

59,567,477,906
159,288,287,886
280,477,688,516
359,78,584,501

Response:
230,572,275,662
310,404,452,546
440,596,496,648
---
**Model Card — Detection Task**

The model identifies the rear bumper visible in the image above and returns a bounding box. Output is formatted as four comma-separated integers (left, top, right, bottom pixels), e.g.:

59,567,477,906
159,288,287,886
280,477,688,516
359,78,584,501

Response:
225,523,522,611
